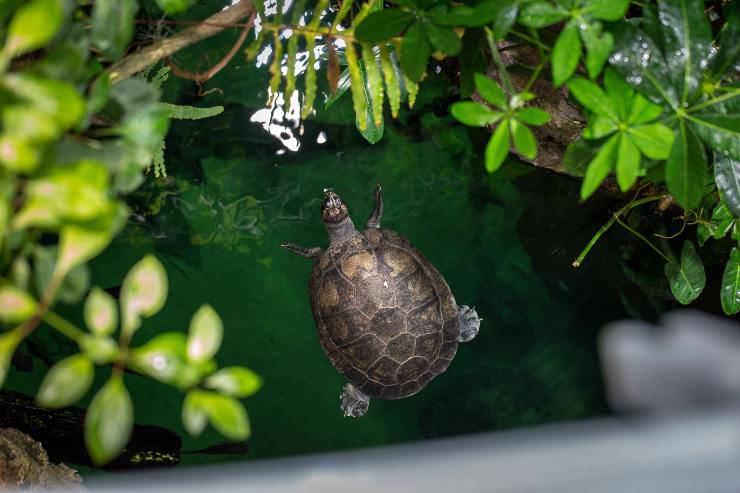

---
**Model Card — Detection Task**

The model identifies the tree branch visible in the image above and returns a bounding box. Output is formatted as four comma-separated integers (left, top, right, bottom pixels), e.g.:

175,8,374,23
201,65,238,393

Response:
106,0,255,85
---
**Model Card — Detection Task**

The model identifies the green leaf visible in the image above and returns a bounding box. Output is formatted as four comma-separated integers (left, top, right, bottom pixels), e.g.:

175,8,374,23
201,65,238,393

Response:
485,119,511,172
91,0,138,60
665,121,706,210
721,247,740,315
566,77,617,119
4,0,63,56
582,0,628,21
400,21,431,82
581,133,619,200
627,123,674,159
187,304,223,364
355,9,414,43
85,377,133,466
563,138,600,177
710,202,734,240
450,101,503,127
160,103,224,120
3,74,85,130
603,68,633,121
422,20,461,56
154,0,198,14
664,241,706,305
711,3,740,78
199,391,250,441
0,329,23,387
0,286,36,324
583,115,617,139
616,133,640,192
36,354,93,408
627,94,664,125
120,255,168,336
182,389,208,437
204,367,263,398
511,119,537,159
473,73,506,109
518,1,567,28
552,21,581,87
33,246,90,305
84,288,118,336
57,211,125,278
581,25,613,80
79,335,118,364
128,333,204,388
690,112,740,159
492,0,520,40
714,153,740,217
515,107,550,126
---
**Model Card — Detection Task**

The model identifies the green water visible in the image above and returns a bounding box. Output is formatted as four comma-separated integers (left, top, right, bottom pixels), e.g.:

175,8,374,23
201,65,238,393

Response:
6,48,669,472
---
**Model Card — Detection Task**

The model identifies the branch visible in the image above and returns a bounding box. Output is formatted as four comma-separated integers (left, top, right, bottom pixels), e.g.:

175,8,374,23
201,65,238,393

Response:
106,0,255,85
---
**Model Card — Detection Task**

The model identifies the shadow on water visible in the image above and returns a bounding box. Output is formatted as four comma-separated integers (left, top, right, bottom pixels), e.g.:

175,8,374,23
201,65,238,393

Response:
6,53,672,473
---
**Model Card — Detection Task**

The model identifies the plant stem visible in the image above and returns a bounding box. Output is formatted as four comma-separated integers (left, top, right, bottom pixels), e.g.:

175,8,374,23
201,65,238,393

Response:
485,28,516,98
614,215,671,262
509,28,551,53
572,195,666,267
42,311,85,342
524,63,544,93
685,88,740,113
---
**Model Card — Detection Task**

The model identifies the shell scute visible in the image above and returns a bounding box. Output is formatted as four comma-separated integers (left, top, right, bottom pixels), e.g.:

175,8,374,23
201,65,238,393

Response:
397,356,430,383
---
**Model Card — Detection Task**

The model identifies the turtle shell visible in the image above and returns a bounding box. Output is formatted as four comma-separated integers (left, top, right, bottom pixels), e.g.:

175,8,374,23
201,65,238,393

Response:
309,228,461,400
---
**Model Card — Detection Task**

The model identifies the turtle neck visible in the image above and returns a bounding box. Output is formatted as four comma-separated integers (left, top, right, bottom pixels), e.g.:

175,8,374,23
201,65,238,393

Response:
326,217,357,247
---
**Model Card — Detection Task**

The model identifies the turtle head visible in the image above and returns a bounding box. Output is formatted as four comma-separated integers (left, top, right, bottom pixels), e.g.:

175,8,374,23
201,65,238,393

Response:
321,188,349,225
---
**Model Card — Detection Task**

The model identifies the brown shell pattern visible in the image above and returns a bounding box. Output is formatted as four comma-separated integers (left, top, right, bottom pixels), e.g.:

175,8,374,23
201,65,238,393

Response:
309,228,460,399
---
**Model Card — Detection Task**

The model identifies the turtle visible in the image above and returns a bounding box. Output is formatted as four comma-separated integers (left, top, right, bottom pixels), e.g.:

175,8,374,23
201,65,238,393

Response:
281,185,481,417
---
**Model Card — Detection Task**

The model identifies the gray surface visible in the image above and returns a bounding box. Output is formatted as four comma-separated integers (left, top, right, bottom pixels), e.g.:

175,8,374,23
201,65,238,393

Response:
84,410,740,493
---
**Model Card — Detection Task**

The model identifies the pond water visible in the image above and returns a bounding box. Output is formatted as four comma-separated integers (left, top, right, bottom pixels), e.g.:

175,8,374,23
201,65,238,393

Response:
5,28,672,475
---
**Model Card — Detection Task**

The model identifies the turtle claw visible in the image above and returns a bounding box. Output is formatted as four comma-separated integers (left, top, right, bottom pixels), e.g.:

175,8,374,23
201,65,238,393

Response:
340,383,369,417
458,305,481,342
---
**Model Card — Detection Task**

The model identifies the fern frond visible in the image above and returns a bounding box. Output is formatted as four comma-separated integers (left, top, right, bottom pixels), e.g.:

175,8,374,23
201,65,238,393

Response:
149,66,171,89
160,103,224,120
378,45,401,118
268,31,283,104
307,0,330,29
301,37,318,119
152,138,166,178
345,43,367,131
331,0,353,31
284,35,299,106
361,44,383,126
404,73,419,109
245,30,266,61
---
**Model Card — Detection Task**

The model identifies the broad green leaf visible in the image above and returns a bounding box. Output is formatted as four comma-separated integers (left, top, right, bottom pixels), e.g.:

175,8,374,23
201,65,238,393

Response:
658,0,713,103
436,0,516,30
85,377,133,465
581,25,613,80
84,288,118,336
204,367,263,398
155,0,198,14
0,285,36,324
120,255,168,336
36,354,93,408
581,133,619,200
4,0,63,56
473,73,506,109
0,187,8,252
182,389,208,436
450,102,503,127
714,153,740,217
711,4,740,78
492,0,519,40
616,133,640,191
57,217,122,279
2,73,86,131
627,123,674,159
355,9,414,43
187,304,223,364
510,119,537,159
567,77,617,119
518,1,567,28
664,241,705,305
515,107,550,126
552,21,581,87
603,69,633,121
91,0,138,60
361,44,383,127
128,333,202,388
378,45,401,118
345,43,368,132
665,122,706,210
627,94,664,124
0,137,40,172
199,391,250,441
709,202,734,240
0,328,24,387
562,138,600,177
485,119,511,172
79,335,118,364
583,115,617,139
690,112,740,159
33,246,90,305
422,21,461,56
721,247,740,315
583,0,628,21
400,21,431,82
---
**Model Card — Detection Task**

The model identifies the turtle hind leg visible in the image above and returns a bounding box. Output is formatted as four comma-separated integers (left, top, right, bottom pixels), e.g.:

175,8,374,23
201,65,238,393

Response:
458,305,481,342
340,383,369,417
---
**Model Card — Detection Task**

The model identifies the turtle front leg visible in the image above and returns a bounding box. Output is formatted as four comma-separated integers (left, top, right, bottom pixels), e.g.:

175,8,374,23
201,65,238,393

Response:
365,184,384,229
340,383,369,417
280,243,324,259
458,305,481,342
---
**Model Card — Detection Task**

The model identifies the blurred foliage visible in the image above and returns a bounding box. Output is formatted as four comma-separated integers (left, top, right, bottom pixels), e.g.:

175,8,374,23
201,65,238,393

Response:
0,0,257,466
